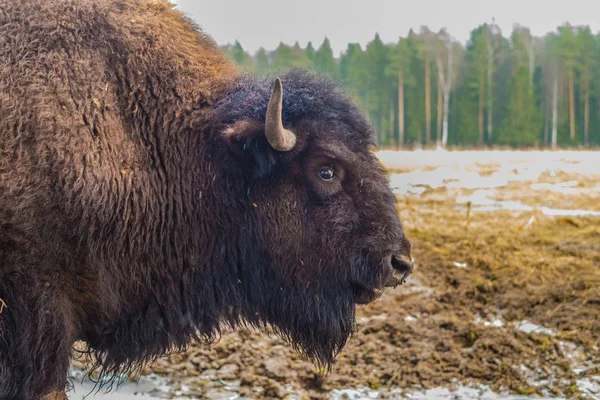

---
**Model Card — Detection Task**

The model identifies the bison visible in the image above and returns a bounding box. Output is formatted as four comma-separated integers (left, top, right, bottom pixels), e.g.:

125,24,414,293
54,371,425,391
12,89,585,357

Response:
0,0,413,398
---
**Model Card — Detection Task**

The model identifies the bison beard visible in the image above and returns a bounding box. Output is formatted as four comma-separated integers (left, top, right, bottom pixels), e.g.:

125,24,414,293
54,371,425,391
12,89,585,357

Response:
84,251,360,378
0,0,412,398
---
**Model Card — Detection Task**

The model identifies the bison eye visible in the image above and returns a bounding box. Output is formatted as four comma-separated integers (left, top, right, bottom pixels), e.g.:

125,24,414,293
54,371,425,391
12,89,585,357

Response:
319,166,335,181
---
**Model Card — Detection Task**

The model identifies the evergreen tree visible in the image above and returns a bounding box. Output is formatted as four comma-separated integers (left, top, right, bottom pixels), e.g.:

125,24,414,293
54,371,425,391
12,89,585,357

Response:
339,43,361,84
595,34,600,145
544,33,562,148
576,26,597,145
431,29,461,147
464,26,489,146
271,42,312,72
230,40,253,70
385,38,414,147
484,21,502,144
339,43,372,139
416,26,434,146
405,30,426,146
364,34,390,145
499,27,541,146
314,38,338,78
593,34,600,145
254,47,270,72
558,24,579,142
219,21,600,149
305,41,316,63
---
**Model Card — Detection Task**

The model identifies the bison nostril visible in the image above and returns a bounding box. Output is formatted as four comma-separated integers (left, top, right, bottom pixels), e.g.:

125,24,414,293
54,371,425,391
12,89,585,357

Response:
390,254,413,276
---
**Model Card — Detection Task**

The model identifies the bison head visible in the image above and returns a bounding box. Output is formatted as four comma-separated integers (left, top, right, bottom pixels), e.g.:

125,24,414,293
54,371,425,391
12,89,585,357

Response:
208,71,412,366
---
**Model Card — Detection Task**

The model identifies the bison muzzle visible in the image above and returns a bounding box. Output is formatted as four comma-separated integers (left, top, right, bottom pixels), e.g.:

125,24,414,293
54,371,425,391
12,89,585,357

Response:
0,0,413,398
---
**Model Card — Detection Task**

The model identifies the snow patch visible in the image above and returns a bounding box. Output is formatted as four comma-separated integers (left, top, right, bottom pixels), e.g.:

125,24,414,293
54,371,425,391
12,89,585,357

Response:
356,313,388,324
377,150,600,175
67,373,176,400
384,151,600,218
455,190,600,216
576,377,600,398
513,320,556,336
331,383,561,400
474,316,505,328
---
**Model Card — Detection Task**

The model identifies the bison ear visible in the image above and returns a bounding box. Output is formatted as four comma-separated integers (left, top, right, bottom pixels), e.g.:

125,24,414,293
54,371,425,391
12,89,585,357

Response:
222,119,279,179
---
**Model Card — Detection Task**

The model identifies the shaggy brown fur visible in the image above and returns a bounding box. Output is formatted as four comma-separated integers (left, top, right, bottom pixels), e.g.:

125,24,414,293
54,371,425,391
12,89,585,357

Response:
0,1,412,398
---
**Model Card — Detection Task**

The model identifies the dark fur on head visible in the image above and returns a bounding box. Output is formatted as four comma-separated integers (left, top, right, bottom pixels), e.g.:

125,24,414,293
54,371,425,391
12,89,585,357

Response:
214,70,372,136
0,0,411,398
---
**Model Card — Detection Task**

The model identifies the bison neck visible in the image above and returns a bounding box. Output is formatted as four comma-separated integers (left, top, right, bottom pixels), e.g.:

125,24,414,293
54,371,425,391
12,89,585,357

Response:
78,139,260,370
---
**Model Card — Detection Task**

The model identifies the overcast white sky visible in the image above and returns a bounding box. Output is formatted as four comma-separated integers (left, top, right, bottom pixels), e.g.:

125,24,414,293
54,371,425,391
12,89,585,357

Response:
174,0,599,56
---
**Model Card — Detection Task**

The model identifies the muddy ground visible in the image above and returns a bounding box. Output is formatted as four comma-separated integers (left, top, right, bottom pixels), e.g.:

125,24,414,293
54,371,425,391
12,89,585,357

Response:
70,151,600,400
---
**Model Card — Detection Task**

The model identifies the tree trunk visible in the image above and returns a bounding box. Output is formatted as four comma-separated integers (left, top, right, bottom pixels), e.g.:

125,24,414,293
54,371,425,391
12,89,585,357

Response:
569,76,575,141
365,83,373,144
437,75,442,146
435,43,452,148
378,112,383,145
441,45,452,148
398,71,404,148
389,96,394,148
479,89,484,146
487,46,493,145
543,95,549,146
528,44,534,87
551,68,558,149
425,54,431,146
441,90,450,148
584,93,589,146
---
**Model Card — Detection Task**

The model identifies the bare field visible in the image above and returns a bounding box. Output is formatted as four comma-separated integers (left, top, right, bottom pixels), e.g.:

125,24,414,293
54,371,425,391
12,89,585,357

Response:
68,151,600,400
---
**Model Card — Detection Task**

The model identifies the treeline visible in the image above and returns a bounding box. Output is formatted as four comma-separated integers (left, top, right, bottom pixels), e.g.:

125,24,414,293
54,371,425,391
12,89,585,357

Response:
222,23,600,149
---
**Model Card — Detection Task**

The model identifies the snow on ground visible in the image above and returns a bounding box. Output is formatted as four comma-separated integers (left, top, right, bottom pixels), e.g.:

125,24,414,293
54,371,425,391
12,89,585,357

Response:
379,150,600,216
67,374,171,400
454,190,600,216
470,316,600,399
376,149,600,172
380,150,600,193
330,384,561,400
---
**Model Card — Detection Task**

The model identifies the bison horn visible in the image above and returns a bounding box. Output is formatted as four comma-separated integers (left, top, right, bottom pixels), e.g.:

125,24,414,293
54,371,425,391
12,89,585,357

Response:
265,78,296,152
